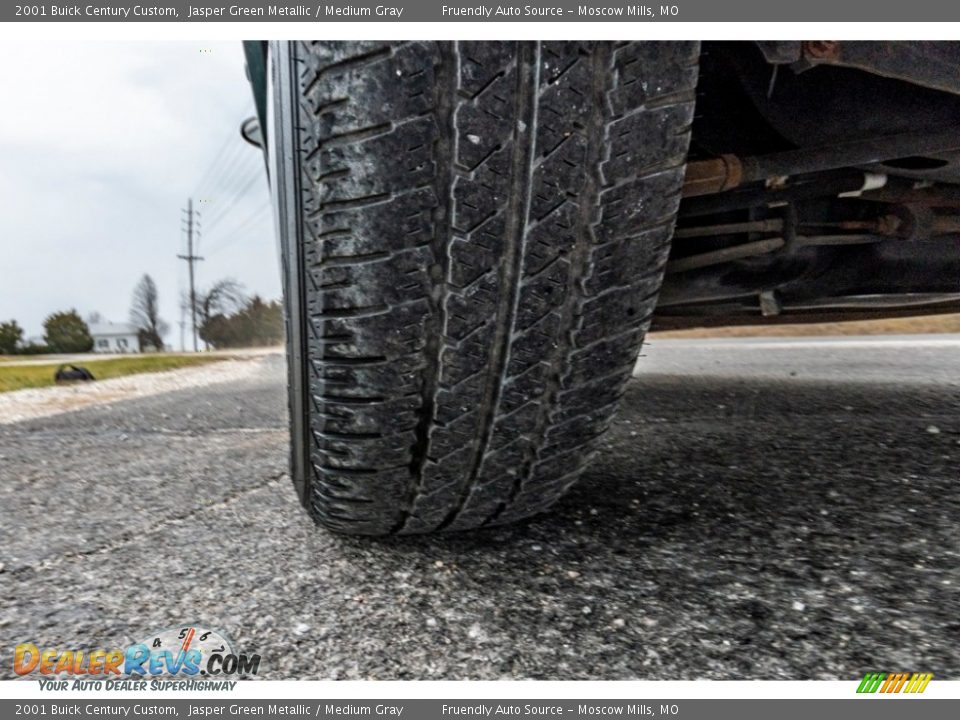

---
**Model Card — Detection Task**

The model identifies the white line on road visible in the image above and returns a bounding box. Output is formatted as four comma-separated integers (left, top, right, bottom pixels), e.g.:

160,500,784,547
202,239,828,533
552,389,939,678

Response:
646,335,960,351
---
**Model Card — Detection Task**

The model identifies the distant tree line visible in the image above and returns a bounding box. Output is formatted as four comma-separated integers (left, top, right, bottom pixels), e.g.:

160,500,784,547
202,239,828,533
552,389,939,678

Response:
1,273,282,355
0,319,26,354
0,310,93,354
192,279,283,349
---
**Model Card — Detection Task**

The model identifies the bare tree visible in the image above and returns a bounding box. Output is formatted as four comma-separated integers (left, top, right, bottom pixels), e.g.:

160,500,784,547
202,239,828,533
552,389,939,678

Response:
190,279,247,350
130,274,169,352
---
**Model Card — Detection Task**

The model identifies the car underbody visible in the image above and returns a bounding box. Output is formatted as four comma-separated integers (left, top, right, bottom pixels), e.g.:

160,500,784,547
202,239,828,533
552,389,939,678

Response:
655,41,960,329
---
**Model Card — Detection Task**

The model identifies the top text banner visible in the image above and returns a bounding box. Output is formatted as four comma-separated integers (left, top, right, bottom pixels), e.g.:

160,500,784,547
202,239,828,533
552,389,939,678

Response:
6,1,960,22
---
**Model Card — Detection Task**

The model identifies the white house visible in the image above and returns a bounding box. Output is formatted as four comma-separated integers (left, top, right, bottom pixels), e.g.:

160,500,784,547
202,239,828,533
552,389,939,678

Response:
89,322,140,354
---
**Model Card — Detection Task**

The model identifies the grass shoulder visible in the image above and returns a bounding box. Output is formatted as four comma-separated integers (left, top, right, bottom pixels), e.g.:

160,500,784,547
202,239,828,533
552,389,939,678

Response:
0,354,226,393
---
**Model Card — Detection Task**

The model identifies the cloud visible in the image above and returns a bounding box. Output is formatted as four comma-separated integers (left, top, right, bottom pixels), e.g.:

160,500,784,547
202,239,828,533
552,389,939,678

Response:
0,41,278,345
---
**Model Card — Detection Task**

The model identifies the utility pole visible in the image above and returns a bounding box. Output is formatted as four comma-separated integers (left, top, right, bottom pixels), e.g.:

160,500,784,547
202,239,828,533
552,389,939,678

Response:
178,198,203,352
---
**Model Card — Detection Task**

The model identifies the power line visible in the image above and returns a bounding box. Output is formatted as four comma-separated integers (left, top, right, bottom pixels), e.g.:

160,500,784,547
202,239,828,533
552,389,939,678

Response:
205,224,274,263
192,131,237,199
204,201,272,256
191,99,255,199
203,170,267,234
199,140,256,200
202,152,262,217
203,173,260,231
207,199,270,240
195,147,256,220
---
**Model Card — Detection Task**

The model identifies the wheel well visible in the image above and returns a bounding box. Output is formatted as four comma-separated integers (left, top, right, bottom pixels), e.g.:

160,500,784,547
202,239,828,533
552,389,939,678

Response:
655,41,960,329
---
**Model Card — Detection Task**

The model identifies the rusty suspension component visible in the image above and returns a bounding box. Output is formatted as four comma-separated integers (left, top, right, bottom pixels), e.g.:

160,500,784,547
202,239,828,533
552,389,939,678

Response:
682,127,960,198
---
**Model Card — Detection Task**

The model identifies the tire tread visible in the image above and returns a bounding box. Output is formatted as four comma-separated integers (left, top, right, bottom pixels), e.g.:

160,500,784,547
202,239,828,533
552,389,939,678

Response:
290,41,699,534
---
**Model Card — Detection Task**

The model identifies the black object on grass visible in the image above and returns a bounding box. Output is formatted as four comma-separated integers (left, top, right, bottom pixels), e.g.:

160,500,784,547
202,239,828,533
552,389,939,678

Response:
54,365,96,383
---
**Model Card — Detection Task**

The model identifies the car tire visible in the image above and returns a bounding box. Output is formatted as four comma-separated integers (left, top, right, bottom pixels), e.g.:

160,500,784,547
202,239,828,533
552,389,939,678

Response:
270,40,699,535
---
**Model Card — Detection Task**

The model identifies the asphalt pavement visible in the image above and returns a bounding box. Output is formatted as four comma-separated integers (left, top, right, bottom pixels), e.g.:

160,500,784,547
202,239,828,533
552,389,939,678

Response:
1,337,958,680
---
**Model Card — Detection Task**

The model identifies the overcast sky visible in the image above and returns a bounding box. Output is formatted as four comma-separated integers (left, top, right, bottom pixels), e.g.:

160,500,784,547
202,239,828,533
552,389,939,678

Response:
0,41,279,347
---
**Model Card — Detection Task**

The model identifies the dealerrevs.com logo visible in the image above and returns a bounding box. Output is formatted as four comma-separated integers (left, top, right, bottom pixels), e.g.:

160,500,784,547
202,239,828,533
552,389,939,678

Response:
14,625,260,683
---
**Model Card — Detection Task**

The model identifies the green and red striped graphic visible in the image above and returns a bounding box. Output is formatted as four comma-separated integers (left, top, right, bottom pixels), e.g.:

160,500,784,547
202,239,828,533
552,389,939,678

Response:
857,672,933,694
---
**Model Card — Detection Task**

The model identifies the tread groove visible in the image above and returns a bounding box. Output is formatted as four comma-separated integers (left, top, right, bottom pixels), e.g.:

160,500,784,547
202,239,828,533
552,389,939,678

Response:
303,45,392,95
485,44,609,526
395,42,460,534
436,42,542,532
